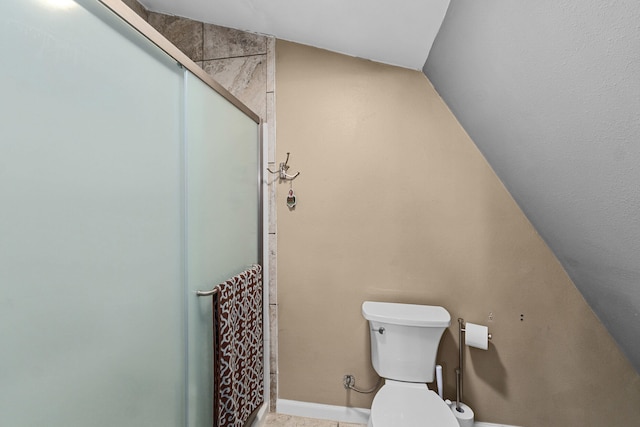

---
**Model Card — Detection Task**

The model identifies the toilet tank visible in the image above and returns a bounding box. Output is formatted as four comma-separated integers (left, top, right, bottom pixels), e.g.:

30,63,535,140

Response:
362,301,450,383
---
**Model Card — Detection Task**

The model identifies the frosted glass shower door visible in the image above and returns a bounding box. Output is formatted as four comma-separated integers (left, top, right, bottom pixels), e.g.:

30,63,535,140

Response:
0,1,185,426
184,72,261,427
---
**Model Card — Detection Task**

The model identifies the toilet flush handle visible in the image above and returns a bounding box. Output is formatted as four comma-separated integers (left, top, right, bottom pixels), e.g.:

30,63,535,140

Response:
374,327,385,334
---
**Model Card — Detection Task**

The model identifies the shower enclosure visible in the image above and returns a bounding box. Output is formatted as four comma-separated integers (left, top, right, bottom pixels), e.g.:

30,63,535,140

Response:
0,1,263,426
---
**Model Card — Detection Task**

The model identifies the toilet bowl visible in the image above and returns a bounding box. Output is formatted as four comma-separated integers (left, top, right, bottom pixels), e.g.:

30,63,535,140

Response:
362,301,458,427
368,381,458,427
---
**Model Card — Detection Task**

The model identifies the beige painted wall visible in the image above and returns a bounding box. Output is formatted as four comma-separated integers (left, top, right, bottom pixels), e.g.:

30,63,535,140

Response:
275,40,640,427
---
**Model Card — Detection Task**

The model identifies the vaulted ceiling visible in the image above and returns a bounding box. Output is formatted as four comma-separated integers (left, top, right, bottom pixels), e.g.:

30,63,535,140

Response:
139,0,640,373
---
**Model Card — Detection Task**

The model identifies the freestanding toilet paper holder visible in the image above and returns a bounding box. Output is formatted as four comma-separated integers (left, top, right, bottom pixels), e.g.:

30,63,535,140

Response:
456,318,492,412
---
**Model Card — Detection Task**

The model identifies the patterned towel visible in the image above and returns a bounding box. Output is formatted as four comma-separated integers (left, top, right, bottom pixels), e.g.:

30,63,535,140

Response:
213,264,263,427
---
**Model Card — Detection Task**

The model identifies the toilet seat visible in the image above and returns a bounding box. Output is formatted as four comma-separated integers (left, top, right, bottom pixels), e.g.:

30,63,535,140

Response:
369,381,458,427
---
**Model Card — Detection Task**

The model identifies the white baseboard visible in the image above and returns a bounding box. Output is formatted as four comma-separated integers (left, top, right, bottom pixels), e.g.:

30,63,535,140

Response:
276,399,522,427
276,399,370,424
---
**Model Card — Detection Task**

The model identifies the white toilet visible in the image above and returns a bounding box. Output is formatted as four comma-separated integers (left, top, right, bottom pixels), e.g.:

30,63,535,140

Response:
362,301,459,427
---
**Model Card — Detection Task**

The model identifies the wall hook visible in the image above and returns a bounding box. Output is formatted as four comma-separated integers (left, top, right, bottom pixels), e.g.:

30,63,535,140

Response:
267,152,300,180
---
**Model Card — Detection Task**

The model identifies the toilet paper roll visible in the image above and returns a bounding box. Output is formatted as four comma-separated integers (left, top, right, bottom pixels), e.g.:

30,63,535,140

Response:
465,322,489,350
449,401,475,427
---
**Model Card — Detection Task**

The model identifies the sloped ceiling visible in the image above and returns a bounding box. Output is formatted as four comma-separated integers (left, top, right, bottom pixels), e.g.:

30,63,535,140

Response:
139,0,640,372
139,0,450,69
424,0,640,372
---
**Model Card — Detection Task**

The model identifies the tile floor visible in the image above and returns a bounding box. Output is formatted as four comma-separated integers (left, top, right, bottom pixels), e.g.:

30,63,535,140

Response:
264,413,366,427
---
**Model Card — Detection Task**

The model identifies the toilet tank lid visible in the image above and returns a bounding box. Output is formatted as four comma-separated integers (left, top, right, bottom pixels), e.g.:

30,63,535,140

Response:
362,301,451,327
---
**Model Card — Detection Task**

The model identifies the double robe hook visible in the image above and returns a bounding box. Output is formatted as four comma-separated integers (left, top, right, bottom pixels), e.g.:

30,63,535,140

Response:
267,152,300,180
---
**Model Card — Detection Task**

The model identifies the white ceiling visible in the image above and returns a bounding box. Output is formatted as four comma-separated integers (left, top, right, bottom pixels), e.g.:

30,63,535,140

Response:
139,0,450,70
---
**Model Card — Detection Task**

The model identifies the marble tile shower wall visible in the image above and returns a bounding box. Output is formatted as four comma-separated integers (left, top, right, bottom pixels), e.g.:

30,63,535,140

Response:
145,13,269,119
122,0,279,411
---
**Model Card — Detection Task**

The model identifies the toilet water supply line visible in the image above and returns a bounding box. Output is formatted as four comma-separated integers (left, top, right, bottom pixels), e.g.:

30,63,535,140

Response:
343,367,445,398
344,326,447,396
343,374,382,394
348,332,453,403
